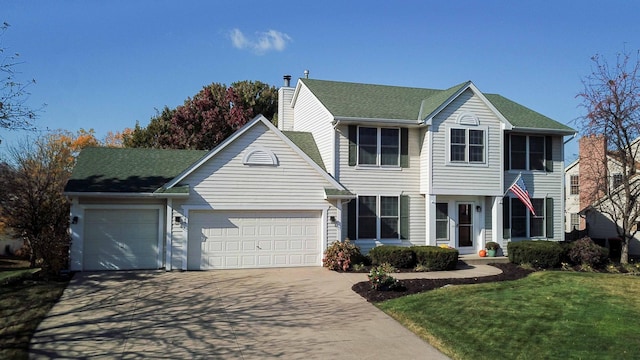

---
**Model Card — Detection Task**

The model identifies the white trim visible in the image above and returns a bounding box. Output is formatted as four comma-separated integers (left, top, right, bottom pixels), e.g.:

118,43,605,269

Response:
456,112,480,126
445,124,489,167
334,116,423,127
63,192,189,198
165,199,173,271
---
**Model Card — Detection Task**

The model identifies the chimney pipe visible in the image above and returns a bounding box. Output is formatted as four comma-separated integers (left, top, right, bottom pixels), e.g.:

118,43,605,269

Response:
283,75,291,87
304,69,309,79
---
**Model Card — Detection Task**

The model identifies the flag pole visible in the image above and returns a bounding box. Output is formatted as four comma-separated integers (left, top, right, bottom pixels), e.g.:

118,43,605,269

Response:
503,172,522,197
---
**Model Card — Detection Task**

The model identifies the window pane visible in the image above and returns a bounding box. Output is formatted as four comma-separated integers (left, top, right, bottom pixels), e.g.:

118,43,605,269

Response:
380,196,398,217
381,128,399,166
451,144,466,161
358,196,377,239
511,135,527,170
511,199,527,237
530,218,544,237
570,175,579,195
358,127,378,165
469,130,483,145
469,145,484,162
451,129,465,144
436,221,448,239
529,136,545,170
380,217,399,238
436,203,448,220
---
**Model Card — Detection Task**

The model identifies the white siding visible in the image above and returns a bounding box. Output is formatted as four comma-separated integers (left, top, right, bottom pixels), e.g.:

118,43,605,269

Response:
278,86,295,130
430,89,503,195
337,124,425,248
291,83,336,175
564,162,580,232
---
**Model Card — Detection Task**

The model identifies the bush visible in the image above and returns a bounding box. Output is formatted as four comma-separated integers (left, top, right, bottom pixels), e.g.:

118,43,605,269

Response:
369,246,416,268
508,240,564,269
368,263,399,290
322,239,363,271
485,241,500,251
411,246,459,271
568,237,609,269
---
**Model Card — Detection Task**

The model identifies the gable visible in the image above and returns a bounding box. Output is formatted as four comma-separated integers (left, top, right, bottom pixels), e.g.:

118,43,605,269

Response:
64,147,207,193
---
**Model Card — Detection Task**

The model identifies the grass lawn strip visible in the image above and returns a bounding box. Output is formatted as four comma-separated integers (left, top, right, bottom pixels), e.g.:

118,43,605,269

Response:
377,271,640,360
0,276,68,360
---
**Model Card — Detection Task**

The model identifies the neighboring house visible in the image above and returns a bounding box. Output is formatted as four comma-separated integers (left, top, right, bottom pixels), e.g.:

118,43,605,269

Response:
65,77,575,271
566,135,640,255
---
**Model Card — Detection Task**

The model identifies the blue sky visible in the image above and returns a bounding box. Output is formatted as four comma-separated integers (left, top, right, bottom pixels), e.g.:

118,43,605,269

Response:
2,0,640,162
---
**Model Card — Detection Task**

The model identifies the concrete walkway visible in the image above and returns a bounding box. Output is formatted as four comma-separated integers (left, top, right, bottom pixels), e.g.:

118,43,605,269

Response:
29,265,500,359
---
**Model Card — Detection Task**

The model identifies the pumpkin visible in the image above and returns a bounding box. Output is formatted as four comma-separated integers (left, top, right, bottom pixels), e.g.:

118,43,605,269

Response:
479,249,487,257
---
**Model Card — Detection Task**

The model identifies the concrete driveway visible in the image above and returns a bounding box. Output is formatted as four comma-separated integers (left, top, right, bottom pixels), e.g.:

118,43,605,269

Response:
29,267,449,359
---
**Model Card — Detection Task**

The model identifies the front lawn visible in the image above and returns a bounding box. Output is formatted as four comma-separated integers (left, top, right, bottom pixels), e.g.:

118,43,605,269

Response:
378,271,640,360
0,261,68,360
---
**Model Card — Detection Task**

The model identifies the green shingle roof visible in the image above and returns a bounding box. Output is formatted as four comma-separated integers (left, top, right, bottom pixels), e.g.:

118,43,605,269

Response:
64,147,207,193
282,130,326,171
301,78,575,134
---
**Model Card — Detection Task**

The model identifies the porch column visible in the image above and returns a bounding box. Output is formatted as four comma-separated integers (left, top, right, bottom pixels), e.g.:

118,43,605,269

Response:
68,197,82,271
425,195,437,246
492,196,502,244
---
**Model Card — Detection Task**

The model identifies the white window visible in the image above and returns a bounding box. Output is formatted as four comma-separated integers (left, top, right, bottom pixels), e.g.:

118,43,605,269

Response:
435,203,449,240
358,127,400,166
570,213,580,230
613,173,623,189
450,128,485,164
570,175,579,195
357,196,399,239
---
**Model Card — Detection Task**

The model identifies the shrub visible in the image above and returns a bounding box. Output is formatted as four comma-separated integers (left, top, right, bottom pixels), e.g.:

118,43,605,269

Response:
485,241,500,250
369,246,416,268
508,240,564,269
322,239,363,271
411,246,458,271
367,263,399,290
568,237,609,269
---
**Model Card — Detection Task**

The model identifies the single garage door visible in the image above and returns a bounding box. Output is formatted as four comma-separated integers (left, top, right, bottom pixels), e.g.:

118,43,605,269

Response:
187,210,321,270
84,209,160,271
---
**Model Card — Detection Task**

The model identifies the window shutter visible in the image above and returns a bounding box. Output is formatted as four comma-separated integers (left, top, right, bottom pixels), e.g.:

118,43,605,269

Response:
546,197,554,238
348,125,357,166
503,197,510,239
545,136,553,172
400,128,409,168
400,195,410,240
347,199,357,240
504,133,510,171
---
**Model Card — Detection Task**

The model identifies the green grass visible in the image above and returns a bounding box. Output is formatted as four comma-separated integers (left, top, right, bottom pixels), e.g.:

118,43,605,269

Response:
0,263,68,360
378,271,640,360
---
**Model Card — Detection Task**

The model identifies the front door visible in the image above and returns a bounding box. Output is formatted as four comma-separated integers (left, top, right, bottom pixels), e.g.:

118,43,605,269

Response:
457,203,474,250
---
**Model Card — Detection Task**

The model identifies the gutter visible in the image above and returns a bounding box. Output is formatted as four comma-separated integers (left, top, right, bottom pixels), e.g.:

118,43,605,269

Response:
63,191,189,198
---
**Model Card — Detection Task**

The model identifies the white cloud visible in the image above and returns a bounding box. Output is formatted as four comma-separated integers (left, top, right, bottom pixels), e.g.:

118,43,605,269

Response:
229,28,292,55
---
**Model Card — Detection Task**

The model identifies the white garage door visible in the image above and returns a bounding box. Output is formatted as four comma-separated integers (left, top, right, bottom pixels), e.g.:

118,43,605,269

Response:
84,209,160,271
187,211,321,270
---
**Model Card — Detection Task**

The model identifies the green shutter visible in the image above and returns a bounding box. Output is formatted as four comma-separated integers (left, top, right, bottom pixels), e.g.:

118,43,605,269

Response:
400,195,410,240
546,197,554,238
347,199,357,240
348,125,357,166
503,197,511,239
504,133,510,171
400,128,409,168
545,136,553,172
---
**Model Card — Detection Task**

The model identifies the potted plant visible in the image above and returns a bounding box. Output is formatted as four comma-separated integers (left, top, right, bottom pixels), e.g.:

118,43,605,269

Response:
485,242,500,257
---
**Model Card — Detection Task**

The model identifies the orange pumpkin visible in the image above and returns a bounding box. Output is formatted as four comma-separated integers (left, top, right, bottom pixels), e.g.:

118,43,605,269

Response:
479,249,487,257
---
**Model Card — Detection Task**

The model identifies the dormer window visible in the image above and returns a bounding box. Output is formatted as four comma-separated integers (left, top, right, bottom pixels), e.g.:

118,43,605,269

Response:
358,127,400,166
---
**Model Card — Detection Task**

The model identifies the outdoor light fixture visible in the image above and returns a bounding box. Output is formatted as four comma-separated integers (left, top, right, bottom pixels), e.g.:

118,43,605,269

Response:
329,216,336,223
174,216,182,224
476,205,482,213
72,216,78,224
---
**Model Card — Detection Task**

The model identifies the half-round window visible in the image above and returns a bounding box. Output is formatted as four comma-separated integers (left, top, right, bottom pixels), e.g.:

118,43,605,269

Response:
243,147,278,166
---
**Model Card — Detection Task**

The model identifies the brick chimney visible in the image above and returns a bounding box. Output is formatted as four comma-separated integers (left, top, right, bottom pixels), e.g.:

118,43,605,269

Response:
579,135,607,211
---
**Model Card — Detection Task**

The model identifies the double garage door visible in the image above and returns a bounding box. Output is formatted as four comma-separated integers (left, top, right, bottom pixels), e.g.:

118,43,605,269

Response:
83,209,160,271
187,210,321,270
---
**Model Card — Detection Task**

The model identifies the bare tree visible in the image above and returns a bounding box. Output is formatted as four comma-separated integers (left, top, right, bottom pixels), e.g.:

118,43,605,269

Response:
577,50,640,264
1,22,40,131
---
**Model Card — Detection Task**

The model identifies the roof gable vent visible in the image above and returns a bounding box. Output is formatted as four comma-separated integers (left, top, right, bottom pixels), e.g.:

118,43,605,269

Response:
243,147,279,166
456,112,480,126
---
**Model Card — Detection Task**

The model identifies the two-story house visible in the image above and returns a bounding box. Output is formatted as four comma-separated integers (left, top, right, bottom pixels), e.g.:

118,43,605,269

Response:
64,76,574,271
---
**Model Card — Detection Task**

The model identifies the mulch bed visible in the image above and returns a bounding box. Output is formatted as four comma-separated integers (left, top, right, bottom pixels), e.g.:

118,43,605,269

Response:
352,263,534,302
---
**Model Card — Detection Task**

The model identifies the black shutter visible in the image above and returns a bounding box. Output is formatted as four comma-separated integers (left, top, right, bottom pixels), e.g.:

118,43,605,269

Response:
348,125,357,166
400,128,409,168
347,199,357,240
400,195,410,239
503,197,511,239
545,136,553,172
504,133,510,171
546,197,554,238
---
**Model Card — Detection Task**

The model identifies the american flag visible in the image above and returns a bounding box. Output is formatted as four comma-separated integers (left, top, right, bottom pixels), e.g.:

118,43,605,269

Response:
510,176,536,216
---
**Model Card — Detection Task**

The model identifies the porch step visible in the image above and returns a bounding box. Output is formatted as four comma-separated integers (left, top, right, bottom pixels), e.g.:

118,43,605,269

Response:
458,255,510,266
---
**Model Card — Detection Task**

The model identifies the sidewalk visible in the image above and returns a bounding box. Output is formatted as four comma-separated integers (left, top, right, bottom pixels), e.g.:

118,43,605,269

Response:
336,264,503,284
